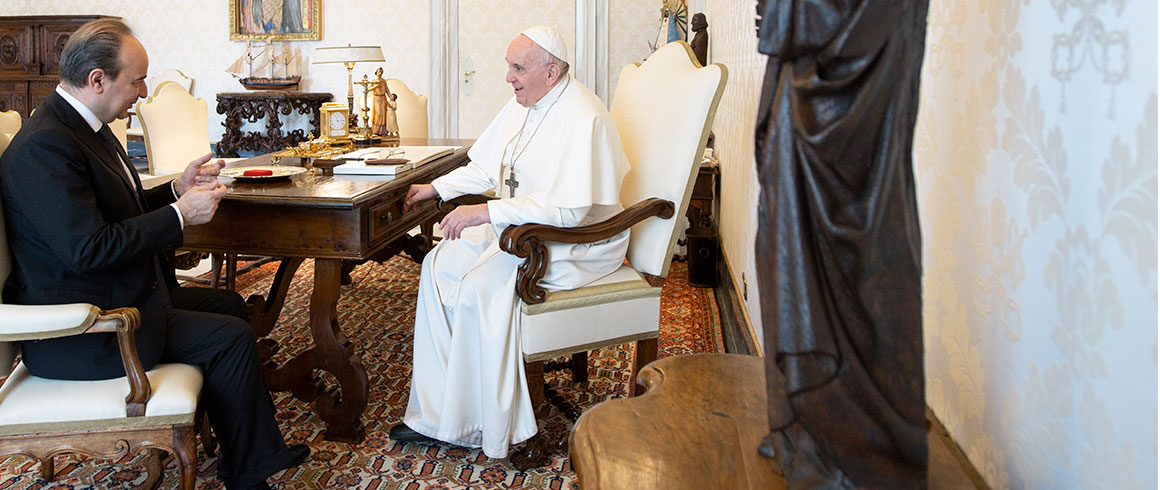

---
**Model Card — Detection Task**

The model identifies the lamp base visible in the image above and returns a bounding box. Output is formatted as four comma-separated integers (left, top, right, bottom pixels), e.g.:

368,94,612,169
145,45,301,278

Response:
353,134,381,146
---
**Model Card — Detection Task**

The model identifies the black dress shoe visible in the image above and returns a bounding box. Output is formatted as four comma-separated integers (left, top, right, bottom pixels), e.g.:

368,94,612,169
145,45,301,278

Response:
389,423,436,443
248,482,272,490
285,444,310,469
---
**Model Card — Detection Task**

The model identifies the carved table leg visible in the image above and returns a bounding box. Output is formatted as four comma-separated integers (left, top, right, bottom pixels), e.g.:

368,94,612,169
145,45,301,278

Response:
247,257,305,338
309,259,369,442
225,252,239,291
261,258,368,443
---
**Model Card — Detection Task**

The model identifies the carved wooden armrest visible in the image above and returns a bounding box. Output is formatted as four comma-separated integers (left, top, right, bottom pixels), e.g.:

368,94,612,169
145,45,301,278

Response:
498,197,675,304
85,307,151,417
434,194,497,213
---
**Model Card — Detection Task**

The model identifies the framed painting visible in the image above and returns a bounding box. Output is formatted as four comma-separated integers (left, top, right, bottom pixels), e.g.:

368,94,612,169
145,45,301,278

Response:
230,0,321,41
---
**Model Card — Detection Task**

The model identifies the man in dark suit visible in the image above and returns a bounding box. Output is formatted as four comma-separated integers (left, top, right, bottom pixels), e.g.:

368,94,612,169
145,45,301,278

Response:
0,19,305,490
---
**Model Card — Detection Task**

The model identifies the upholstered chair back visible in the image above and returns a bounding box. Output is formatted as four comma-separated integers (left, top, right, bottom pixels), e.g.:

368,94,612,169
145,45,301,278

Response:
108,117,128,151
387,78,429,139
0,110,20,135
149,69,194,95
613,42,726,279
136,81,211,175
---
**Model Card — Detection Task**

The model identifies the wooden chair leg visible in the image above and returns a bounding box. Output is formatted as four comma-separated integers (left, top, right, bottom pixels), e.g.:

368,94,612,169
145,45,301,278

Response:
197,410,217,457
173,426,198,490
630,338,658,397
571,352,588,383
39,455,54,481
525,360,545,407
143,448,165,490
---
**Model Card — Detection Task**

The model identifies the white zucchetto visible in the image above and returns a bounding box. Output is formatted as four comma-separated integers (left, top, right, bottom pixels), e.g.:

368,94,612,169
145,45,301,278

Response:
520,25,567,63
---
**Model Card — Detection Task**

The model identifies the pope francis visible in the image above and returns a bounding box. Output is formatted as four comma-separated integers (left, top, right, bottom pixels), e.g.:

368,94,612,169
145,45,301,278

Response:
394,26,630,458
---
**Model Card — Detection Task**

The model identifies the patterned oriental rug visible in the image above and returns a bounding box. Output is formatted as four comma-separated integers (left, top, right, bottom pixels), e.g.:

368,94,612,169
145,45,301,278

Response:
0,256,723,489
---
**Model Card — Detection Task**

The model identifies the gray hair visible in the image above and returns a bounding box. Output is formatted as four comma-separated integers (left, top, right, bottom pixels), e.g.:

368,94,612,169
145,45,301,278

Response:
536,48,570,79
59,19,133,88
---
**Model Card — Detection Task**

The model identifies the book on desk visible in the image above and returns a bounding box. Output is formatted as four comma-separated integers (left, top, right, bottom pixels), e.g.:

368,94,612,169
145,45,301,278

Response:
331,146,459,176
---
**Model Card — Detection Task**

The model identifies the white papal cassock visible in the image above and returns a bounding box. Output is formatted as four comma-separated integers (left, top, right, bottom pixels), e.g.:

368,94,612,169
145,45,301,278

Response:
404,75,629,458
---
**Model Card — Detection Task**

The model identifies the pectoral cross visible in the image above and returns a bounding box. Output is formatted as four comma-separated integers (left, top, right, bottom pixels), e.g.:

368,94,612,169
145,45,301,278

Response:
504,168,520,197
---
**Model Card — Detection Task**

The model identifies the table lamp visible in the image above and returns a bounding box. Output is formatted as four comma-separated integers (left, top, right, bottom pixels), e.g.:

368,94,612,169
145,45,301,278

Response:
312,44,385,128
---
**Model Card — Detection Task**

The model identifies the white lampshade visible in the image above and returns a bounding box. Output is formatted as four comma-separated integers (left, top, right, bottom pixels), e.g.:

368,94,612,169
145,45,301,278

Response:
312,45,385,64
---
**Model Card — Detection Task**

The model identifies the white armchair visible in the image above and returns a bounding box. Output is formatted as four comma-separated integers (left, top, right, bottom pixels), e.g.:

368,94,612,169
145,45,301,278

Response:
0,110,20,136
0,132,203,489
127,69,193,141
386,78,429,139
442,41,727,470
135,80,212,176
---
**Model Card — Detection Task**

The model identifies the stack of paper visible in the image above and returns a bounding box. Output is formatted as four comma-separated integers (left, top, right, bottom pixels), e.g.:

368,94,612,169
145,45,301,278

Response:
332,146,459,176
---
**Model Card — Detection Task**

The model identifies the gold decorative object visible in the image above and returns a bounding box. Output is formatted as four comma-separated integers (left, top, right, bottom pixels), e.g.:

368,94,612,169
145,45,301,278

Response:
352,75,381,145
312,45,385,128
319,102,352,145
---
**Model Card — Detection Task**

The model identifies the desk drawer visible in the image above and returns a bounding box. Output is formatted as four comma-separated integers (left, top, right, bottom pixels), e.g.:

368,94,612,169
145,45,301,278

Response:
369,198,404,242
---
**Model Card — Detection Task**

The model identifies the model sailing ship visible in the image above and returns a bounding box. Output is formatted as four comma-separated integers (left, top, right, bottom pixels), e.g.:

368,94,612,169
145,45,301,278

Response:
226,41,301,90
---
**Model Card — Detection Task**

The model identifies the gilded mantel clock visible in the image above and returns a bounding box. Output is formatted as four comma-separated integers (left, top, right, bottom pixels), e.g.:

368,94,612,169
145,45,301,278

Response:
319,102,352,144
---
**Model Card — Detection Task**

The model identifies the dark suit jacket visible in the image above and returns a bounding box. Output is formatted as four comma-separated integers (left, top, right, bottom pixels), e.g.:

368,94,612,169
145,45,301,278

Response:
0,91,184,380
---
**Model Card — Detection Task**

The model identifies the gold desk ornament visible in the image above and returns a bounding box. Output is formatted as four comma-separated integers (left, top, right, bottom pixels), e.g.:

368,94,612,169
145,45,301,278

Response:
319,102,353,146
352,74,381,146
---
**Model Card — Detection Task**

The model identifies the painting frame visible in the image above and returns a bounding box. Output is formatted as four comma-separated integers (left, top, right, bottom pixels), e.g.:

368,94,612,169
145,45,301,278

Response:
230,0,321,41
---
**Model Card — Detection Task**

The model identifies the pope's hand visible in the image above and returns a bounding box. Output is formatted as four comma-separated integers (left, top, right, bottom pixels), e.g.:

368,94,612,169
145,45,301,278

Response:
439,203,490,240
175,183,228,226
403,184,438,213
175,153,224,195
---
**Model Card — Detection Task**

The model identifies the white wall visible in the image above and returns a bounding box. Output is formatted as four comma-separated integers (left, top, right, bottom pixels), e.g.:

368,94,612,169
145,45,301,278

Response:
0,1,431,144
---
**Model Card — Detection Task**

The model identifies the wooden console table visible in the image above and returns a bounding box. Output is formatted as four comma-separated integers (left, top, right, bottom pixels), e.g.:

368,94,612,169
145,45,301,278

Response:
215,91,332,157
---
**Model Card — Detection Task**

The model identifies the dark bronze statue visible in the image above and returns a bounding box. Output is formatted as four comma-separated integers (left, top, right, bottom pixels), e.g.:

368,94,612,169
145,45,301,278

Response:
690,12,708,66
754,1,930,488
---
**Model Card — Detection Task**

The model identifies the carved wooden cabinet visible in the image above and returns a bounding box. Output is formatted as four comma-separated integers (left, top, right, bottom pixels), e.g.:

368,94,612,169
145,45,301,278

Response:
0,15,117,118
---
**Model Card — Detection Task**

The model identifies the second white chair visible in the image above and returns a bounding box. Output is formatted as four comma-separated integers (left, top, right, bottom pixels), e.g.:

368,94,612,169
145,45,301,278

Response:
0,110,20,136
386,79,428,139
135,81,211,176
127,69,193,141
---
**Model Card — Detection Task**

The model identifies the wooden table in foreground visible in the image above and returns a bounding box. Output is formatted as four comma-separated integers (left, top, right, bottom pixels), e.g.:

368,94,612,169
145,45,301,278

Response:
183,138,472,443
570,354,782,490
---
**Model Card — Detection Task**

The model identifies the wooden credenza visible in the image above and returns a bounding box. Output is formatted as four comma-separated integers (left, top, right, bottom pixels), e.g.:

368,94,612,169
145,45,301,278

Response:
0,15,117,118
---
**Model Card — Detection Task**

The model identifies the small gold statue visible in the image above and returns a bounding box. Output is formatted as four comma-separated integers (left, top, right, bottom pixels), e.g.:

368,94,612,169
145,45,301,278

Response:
367,67,399,138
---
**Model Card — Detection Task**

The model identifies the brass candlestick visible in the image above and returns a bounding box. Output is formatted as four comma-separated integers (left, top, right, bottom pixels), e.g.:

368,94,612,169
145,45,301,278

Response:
352,75,379,145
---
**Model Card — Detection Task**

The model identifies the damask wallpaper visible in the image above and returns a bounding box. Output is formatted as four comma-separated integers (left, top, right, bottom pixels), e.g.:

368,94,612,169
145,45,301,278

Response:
916,0,1156,487
705,1,1157,488
703,1,765,342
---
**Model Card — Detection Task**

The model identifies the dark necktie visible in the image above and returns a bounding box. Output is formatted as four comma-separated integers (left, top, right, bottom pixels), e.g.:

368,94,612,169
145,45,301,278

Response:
96,124,173,306
96,124,145,209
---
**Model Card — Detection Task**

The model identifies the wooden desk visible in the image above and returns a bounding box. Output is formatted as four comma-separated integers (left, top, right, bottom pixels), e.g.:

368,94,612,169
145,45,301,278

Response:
182,138,472,442
215,91,333,157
